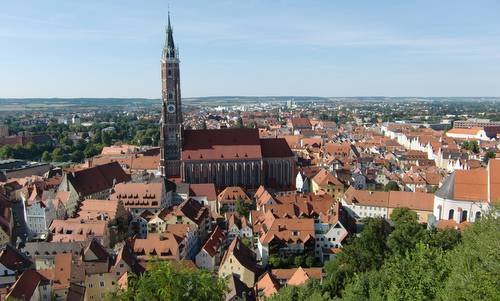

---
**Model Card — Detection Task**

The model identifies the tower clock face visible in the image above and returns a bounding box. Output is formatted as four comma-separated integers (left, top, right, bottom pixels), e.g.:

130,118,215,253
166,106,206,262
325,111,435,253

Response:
167,104,176,113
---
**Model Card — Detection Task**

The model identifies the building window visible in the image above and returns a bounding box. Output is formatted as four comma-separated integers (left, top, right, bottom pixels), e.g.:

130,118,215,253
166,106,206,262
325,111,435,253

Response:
448,209,454,220
100,281,105,287
475,211,481,221
461,210,468,223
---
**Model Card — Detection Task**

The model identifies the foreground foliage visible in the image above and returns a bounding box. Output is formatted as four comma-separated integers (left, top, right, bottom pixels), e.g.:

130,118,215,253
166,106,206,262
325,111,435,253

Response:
270,207,500,301
106,260,227,301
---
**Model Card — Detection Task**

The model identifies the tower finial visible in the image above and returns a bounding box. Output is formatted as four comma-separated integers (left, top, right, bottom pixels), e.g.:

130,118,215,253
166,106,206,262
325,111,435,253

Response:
163,7,176,59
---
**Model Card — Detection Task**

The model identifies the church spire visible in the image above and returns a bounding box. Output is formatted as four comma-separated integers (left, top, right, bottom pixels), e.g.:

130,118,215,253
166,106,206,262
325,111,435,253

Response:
163,11,177,60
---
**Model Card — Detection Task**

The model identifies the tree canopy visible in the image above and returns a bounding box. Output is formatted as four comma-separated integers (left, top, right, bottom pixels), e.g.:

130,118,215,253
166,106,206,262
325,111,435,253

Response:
106,260,227,301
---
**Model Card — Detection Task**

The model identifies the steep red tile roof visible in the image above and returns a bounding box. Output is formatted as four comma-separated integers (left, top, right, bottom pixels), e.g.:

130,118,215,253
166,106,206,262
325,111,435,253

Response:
260,138,294,158
312,169,343,186
68,162,130,197
453,168,488,202
489,159,500,203
255,272,280,298
201,226,225,257
221,237,258,273
5,269,49,301
189,183,217,201
0,244,33,271
182,128,262,161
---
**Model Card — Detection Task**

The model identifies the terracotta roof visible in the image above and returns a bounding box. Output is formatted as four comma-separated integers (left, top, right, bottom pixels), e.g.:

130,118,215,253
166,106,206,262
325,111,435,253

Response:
111,181,164,209
260,138,294,158
76,199,122,220
489,159,500,203
50,219,107,242
290,118,312,129
5,269,49,301
90,153,160,172
68,162,130,197
182,128,262,161
436,219,470,231
218,186,252,204
131,233,183,260
259,217,315,245
162,198,209,226
453,168,488,202
189,183,217,201
387,191,434,211
311,169,343,187
254,272,280,299
343,186,389,207
287,266,322,286
324,142,352,158
447,127,483,135
201,226,225,257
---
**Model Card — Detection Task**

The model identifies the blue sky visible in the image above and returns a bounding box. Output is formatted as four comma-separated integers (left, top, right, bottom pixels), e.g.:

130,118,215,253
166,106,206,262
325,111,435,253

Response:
1,0,500,98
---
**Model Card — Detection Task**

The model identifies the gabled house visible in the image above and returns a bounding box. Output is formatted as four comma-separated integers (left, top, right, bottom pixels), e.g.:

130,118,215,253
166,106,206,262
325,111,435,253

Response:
5,269,52,301
58,162,130,216
219,237,259,288
110,180,171,216
0,243,33,288
195,226,226,271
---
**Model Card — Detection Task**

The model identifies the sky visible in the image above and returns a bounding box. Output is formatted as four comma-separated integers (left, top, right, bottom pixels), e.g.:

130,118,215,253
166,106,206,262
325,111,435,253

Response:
1,0,500,98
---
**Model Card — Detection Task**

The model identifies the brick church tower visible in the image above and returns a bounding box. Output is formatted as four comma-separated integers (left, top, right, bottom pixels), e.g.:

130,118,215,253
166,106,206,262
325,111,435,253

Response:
160,13,182,177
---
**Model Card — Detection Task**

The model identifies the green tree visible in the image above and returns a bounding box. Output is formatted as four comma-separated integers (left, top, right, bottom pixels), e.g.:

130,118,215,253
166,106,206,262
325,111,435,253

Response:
294,256,304,267
235,198,250,218
305,255,315,268
383,243,448,301
70,150,84,163
0,145,14,159
387,208,427,256
106,259,227,301
426,228,461,251
269,256,281,268
384,181,400,191
323,218,392,297
51,148,64,162
440,208,500,301
267,280,327,301
484,151,496,163
84,144,100,158
41,151,51,162
390,207,418,225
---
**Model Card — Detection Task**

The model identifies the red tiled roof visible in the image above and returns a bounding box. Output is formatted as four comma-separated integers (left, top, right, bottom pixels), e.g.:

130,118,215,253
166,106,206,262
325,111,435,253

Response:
201,226,225,257
453,168,488,202
489,159,500,203
182,128,262,161
68,162,130,197
5,269,49,300
189,183,217,201
260,138,294,158
291,118,312,129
